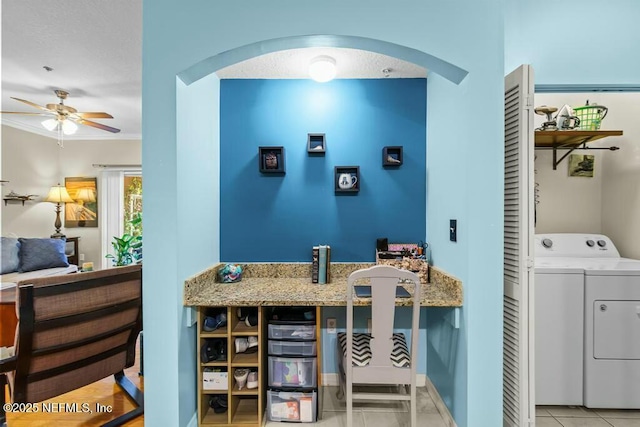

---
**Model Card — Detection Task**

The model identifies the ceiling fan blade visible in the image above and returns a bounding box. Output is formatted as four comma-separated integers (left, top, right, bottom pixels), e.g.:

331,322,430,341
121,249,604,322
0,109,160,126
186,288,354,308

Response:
76,118,121,133
10,97,52,113
72,112,114,119
0,111,52,116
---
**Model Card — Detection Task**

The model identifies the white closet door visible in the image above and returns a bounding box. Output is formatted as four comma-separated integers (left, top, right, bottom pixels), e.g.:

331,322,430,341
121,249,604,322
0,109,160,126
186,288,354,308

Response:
503,65,535,427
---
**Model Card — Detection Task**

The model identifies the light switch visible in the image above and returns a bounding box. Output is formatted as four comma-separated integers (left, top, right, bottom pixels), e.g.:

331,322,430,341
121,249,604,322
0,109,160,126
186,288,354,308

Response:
450,219,457,242
327,318,337,334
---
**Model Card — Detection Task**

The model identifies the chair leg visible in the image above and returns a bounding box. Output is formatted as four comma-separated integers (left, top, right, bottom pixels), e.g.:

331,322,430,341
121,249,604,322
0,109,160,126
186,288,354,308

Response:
410,382,417,427
0,374,6,427
138,331,143,376
100,371,144,427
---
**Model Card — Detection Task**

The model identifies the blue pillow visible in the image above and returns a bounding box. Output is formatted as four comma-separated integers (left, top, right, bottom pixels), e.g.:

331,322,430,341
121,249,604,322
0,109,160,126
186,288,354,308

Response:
1,237,21,274
18,238,69,273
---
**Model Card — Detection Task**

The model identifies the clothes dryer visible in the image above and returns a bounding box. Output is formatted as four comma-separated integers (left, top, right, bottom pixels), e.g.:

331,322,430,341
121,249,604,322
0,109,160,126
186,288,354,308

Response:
583,257,640,408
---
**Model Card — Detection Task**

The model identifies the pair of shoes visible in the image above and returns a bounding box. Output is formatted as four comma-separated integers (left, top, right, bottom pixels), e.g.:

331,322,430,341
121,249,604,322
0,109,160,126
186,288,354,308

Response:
203,311,227,332
200,339,227,363
234,369,258,390
236,307,258,327
209,395,228,413
235,336,258,354
234,368,249,390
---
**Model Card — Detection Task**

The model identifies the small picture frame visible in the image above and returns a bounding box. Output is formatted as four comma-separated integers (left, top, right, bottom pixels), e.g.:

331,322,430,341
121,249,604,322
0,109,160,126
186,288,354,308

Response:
335,166,360,193
383,146,403,166
568,154,594,178
65,177,98,228
259,146,286,174
307,133,326,154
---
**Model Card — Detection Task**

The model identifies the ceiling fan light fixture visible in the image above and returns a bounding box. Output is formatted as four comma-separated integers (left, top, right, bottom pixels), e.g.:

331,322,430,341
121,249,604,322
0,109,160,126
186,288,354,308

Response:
62,119,78,135
41,118,58,131
309,55,337,83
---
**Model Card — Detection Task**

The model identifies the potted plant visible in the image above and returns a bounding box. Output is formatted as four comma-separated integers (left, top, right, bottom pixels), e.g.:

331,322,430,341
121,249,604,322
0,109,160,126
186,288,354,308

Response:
106,213,142,266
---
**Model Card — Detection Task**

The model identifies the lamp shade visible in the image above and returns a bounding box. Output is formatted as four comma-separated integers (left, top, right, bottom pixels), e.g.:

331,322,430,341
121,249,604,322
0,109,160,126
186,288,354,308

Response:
44,184,74,203
75,187,96,203
309,55,337,83
62,119,78,135
42,118,59,131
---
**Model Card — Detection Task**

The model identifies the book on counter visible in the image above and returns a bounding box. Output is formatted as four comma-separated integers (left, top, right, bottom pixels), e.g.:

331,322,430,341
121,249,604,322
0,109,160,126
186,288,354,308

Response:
318,245,327,284
312,246,320,283
326,245,331,283
313,244,331,284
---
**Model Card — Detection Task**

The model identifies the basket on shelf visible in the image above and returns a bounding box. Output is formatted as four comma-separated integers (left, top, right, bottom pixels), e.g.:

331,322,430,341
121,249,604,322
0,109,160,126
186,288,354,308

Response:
573,102,608,131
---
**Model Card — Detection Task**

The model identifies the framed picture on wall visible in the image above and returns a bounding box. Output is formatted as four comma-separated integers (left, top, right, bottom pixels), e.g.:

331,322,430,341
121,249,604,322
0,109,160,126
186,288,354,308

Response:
568,154,595,178
64,177,98,228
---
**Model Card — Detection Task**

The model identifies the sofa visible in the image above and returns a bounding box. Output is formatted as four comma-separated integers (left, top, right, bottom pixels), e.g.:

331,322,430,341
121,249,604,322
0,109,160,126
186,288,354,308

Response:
1,237,78,289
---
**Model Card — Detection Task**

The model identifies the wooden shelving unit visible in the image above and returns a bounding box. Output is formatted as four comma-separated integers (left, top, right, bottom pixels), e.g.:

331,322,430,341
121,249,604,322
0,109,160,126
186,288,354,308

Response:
534,130,623,169
197,306,264,426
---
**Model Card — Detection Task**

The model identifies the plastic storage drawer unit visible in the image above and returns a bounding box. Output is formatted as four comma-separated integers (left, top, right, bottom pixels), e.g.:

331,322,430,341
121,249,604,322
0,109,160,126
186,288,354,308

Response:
268,356,317,388
268,340,317,356
267,390,317,423
268,324,316,341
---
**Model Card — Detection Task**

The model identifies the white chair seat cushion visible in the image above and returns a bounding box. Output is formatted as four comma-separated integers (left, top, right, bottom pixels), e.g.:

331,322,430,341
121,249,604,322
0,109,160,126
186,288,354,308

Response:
338,332,410,368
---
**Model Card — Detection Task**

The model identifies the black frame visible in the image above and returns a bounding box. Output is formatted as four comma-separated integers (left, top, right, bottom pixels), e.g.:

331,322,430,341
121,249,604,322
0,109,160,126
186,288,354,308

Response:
307,133,326,154
383,146,403,166
334,166,360,193
259,146,286,174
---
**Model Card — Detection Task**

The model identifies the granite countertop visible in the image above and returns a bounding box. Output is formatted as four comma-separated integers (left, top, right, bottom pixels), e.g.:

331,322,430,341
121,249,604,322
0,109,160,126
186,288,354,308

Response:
183,262,462,307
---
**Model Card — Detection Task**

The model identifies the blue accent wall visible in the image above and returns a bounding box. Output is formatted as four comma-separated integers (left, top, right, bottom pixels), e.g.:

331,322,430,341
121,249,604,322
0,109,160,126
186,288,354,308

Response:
220,79,426,262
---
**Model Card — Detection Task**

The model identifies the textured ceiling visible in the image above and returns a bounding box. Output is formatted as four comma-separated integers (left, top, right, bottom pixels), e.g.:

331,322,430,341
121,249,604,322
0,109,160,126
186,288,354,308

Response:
217,47,427,80
1,1,426,141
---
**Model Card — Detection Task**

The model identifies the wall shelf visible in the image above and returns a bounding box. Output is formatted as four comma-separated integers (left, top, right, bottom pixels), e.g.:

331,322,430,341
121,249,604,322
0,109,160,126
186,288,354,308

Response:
307,133,326,154
335,166,360,193
534,130,623,170
259,147,286,174
383,146,403,166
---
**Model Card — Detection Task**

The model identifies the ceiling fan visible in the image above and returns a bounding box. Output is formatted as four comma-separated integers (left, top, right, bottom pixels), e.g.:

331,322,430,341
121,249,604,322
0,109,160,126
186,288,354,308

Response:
1,89,120,134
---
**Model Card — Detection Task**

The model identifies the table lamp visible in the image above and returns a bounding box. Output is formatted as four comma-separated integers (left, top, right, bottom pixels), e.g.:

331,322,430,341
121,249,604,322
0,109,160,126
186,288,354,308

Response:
44,183,74,238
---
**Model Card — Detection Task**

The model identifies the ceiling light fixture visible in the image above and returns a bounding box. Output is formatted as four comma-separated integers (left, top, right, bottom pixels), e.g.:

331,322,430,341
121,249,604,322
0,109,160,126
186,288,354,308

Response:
309,56,337,83
41,118,78,135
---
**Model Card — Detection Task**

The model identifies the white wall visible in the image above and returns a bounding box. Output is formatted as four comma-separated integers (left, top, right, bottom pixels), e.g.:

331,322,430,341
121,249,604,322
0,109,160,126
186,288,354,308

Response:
1,125,141,265
534,93,640,258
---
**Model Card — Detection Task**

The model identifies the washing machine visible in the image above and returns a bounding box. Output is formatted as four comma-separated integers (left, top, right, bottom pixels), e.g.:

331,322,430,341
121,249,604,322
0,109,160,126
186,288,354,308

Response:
534,235,594,406
583,255,640,409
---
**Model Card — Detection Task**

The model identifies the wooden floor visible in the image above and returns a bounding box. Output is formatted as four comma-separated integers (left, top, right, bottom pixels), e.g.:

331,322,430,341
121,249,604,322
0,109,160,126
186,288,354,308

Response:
4,337,144,427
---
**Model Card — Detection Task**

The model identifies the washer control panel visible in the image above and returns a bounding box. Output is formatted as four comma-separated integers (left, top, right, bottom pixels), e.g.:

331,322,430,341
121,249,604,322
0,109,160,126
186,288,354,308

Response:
535,233,620,258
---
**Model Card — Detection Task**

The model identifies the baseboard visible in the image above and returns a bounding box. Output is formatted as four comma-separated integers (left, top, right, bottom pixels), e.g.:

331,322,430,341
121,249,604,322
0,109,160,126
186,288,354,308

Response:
424,376,457,427
321,373,427,387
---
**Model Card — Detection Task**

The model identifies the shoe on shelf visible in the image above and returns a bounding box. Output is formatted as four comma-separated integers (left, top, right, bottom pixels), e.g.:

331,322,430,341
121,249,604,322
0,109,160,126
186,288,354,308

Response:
200,339,227,363
247,370,258,389
209,394,228,413
203,311,227,332
235,337,258,354
246,336,258,353
234,368,250,390
235,337,249,354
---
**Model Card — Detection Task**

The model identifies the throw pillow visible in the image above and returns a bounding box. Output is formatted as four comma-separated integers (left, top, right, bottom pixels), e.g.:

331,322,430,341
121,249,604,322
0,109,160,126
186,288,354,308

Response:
18,238,69,273
1,237,21,274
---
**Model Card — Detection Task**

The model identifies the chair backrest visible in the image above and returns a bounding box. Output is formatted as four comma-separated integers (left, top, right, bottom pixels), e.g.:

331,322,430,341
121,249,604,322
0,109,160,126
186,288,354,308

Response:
346,265,421,369
8,264,142,403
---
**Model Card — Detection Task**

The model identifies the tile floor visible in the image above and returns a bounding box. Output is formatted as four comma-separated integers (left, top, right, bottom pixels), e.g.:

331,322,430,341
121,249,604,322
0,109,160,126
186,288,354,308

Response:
537,406,640,427
265,386,449,427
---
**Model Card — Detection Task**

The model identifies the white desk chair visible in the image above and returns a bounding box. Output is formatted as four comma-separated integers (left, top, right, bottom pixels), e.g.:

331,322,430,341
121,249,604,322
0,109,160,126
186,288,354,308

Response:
337,265,421,427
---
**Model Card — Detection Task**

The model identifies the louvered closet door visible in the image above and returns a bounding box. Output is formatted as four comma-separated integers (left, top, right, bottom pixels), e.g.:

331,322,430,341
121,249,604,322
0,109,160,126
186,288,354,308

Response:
503,65,535,427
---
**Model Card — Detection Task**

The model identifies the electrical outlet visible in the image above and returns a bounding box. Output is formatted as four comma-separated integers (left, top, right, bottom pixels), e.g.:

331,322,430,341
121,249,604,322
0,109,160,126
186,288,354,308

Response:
327,318,337,334
79,253,85,262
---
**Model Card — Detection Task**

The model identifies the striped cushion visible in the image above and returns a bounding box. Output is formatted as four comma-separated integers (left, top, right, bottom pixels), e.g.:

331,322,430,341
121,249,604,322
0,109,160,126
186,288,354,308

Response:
338,332,410,368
